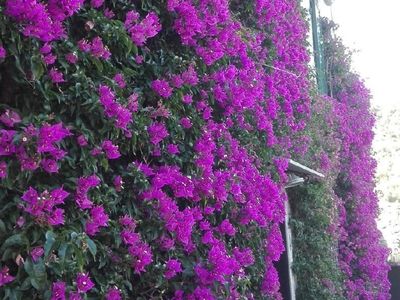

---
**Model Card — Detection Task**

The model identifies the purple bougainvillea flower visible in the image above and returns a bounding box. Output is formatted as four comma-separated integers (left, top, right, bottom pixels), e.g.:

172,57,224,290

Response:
90,37,110,60
41,158,59,173
135,55,143,64
191,287,214,299
125,11,161,46
121,230,139,245
78,175,100,191
17,149,38,171
218,219,236,236
0,266,14,287
182,94,193,104
133,161,154,177
119,215,136,229
159,236,175,251
127,93,139,112
0,129,16,156
77,135,88,146
30,246,44,262
104,8,115,19
90,0,104,8
165,259,182,279
171,74,183,88
48,208,65,226
102,140,121,159
106,287,122,300
69,292,82,300
21,186,39,205
21,187,67,226
0,161,7,179
0,46,6,59
147,122,168,145
85,205,109,236
78,39,91,52
90,206,109,226
98,84,132,131
47,0,84,21
90,148,102,156
113,73,126,88
0,109,21,127
38,123,71,151
113,175,123,192
172,290,184,300
233,247,255,267
76,273,94,293
51,281,66,300
98,85,116,115
180,117,192,129
49,68,65,83
5,0,69,42
40,43,52,54
65,53,78,64
151,79,172,98
129,242,153,274
166,144,179,155
75,175,100,210
50,187,69,204
43,53,56,65
181,64,199,85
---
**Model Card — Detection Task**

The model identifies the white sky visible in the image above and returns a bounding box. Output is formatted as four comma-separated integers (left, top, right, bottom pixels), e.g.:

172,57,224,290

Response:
324,0,400,111
319,0,400,256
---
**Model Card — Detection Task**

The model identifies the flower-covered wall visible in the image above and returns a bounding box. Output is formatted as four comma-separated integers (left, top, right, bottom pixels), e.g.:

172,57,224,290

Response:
0,1,390,300
0,0,311,299
319,18,391,299
290,18,391,300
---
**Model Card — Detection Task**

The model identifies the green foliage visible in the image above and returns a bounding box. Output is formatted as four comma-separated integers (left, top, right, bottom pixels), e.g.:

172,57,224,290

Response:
0,1,280,298
288,183,345,300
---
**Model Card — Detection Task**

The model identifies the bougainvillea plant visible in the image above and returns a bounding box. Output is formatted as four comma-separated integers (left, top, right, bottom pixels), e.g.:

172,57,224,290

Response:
0,1,390,300
0,0,310,299
290,17,391,300
319,18,391,299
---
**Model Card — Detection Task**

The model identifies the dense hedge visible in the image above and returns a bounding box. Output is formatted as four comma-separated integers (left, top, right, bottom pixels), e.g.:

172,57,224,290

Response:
288,182,345,300
289,89,346,299
0,1,390,299
288,18,391,300
286,17,391,300
320,18,391,299
0,1,311,299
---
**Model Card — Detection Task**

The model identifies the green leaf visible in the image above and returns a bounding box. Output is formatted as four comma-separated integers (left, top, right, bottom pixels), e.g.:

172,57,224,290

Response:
58,243,68,261
44,231,56,256
86,237,97,258
31,55,44,80
90,57,103,73
30,262,47,291
1,233,28,250
0,219,6,234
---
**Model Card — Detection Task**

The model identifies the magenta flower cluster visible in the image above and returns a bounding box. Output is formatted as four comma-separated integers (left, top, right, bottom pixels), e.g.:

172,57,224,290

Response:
124,10,161,46
0,267,15,287
85,205,109,236
151,79,173,99
0,120,70,175
98,85,132,133
5,0,83,42
75,175,100,209
21,186,69,226
119,215,153,274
